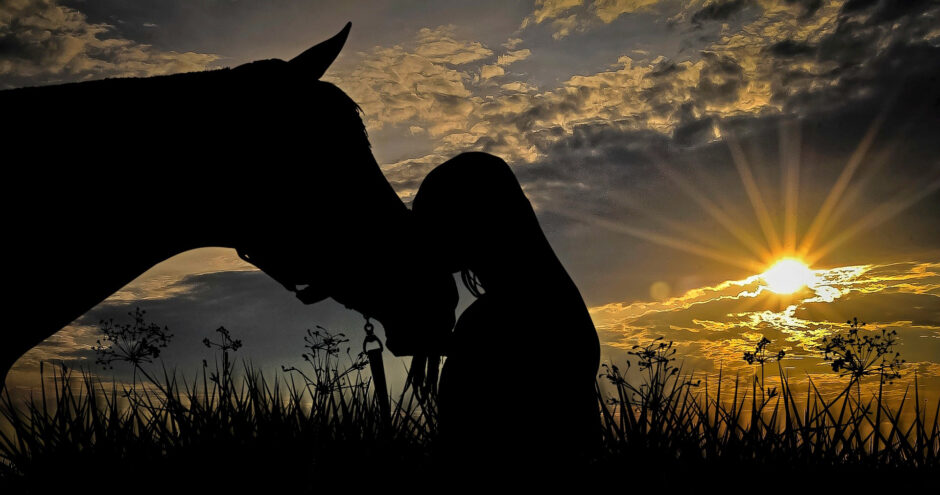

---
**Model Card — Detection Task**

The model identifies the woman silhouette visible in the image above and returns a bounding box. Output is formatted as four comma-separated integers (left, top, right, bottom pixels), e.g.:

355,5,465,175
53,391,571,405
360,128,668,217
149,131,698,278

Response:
413,152,601,468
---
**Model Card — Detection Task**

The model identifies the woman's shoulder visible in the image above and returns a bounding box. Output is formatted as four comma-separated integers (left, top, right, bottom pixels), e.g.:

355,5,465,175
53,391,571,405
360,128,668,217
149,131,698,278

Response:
457,294,496,323
454,294,515,332
457,292,590,328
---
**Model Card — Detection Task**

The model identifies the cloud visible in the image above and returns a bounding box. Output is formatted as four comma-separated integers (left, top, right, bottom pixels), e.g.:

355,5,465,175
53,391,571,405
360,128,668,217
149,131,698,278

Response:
10,269,379,383
589,260,940,388
496,48,532,66
500,81,539,92
509,18,940,305
547,14,585,39
413,25,493,65
503,37,524,49
593,0,664,23
523,0,586,27
0,0,218,89
693,51,745,107
782,0,822,18
480,64,505,79
478,49,531,81
341,2,841,175
691,0,755,26
332,27,481,139
329,0,939,216
522,0,666,37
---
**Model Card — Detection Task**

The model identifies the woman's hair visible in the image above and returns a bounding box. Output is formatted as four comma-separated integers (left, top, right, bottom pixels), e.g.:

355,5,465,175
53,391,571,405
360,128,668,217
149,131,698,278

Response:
414,152,549,298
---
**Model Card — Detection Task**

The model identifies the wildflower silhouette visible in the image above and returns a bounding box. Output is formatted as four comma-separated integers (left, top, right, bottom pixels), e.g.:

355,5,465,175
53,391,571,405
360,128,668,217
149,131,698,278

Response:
282,326,368,397
742,335,786,405
92,307,173,388
202,325,243,353
742,336,786,366
203,326,243,393
601,337,694,410
821,317,904,385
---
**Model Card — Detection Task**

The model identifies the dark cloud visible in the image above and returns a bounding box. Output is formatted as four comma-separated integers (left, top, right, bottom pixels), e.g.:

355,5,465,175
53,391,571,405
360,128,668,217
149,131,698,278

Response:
691,0,754,26
841,0,880,14
758,3,940,112
0,0,221,89
0,0,219,89
784,0,823,18
797,292,940,328
693,52,745,107
866,0,934,24
765,39,815,58
58,0,531,65
513,1,940,301
649,60,680,78
672,113,715,147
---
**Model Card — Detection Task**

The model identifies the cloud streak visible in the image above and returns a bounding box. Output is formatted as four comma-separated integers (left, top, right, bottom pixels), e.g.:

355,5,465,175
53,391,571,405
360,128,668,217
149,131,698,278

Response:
0,0,218,89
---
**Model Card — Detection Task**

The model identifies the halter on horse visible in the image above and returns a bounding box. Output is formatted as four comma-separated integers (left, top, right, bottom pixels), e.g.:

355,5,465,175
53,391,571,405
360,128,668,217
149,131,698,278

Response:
0,24,458,389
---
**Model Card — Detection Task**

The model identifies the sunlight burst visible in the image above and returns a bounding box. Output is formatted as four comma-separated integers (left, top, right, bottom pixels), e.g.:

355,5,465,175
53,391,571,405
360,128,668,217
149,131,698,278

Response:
761,258,816,294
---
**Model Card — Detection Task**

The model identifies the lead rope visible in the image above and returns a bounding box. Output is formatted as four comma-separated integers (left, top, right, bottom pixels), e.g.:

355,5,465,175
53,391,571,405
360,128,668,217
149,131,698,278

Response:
362,317,391,424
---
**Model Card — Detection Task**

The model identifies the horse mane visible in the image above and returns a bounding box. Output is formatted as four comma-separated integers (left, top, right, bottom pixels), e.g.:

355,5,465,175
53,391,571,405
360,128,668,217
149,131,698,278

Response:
0,62,371,151
308,79,370,150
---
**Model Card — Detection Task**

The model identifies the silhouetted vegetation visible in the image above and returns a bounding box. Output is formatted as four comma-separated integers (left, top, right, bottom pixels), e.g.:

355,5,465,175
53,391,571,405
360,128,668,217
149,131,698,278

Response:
0,322,435,492
1,317,938,490
822,317,904,385
92,307,173,384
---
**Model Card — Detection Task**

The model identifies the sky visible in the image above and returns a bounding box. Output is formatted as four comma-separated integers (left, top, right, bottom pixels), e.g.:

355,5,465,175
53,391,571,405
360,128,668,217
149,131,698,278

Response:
2,0,939,401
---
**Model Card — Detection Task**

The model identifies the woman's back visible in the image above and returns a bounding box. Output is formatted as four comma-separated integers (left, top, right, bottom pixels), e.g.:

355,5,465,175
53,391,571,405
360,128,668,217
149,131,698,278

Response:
438,293,600,463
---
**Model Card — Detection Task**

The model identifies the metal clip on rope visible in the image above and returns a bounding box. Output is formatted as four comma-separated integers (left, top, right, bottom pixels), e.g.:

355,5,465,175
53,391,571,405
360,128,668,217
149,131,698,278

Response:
363,318,391,422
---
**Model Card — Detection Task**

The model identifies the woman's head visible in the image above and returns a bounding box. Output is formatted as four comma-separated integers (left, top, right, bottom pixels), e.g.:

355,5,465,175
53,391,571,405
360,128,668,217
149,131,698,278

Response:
413,152,552,292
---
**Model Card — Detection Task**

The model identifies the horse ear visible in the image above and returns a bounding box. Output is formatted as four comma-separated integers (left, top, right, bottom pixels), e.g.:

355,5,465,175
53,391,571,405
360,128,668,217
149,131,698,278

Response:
289,22,351,79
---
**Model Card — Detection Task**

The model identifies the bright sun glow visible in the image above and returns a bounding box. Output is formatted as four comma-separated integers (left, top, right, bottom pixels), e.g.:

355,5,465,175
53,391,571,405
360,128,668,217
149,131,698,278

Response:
761,258,816,294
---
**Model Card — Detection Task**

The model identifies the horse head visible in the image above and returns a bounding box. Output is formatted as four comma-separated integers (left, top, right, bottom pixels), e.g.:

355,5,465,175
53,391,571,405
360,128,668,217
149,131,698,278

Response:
226,23,458,356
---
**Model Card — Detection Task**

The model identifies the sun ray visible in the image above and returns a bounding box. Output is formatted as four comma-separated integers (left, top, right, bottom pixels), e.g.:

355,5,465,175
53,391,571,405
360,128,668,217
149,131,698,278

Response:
726,131,783,254
549,207,766,273
604,194,736,253
798,109,887,257
811,102,930,250
780,119,801,254
818,145,894,239
806,176,940,265
647,153,773,262
801,298,845,326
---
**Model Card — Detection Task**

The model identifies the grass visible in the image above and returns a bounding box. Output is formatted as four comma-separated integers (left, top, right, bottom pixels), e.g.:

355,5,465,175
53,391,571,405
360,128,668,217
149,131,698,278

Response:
598,338,940,476
0,327,436,492
1,324,938,490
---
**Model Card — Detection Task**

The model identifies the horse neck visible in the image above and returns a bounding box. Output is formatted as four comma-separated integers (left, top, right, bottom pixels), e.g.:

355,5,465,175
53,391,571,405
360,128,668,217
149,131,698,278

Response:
2,209,234,385
25,206,234,316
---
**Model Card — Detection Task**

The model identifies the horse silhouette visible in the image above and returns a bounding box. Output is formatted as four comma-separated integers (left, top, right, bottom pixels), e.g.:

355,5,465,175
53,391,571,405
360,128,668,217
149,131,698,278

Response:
0,23,458,385
414,152,602,467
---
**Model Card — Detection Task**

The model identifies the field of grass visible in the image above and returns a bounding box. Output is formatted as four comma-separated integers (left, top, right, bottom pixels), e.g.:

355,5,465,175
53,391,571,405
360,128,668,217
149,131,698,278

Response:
1,323,938,491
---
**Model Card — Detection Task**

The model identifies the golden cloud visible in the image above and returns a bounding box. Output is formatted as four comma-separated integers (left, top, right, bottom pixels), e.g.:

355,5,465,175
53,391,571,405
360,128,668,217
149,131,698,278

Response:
593,0,663,23
0,0,218,88
591,260,940,398
525,0,586,26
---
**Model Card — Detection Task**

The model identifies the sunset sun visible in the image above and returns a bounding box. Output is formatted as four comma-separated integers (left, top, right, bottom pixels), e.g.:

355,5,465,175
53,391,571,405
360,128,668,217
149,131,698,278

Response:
761,258,816,294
